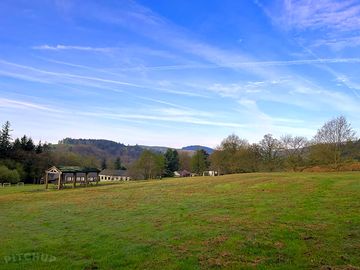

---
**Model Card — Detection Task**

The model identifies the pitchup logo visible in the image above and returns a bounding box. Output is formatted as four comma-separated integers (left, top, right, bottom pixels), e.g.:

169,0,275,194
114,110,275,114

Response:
3,253,56,264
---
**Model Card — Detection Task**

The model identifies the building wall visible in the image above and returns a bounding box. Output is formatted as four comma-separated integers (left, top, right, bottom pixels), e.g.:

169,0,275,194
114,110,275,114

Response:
64,172,98,182
99,175,131,181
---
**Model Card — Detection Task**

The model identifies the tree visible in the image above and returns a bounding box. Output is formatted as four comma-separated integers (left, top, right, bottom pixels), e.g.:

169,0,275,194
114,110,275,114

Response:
191,150,209,175
20,135,28,151
164,149,180,177
36,141,43,154
247,143,262,172
280,135,308,171
101,158,107,170
211,134,250,174
179,152,192,171
220,134,248,152
210,148,226,175
0,121,12,158
313,116,356,168
114,157,124,170
25,137,35,152
135,150,164,179
259,134,281,171
0,165,20,184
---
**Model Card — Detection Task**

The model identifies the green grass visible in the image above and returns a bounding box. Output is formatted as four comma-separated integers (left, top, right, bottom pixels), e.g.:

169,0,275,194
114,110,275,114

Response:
1,172,359,269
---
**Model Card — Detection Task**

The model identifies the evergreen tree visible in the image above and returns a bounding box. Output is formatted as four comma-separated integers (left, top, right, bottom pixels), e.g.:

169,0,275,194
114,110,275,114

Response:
25,137,35,152
199,149,210,169
36,141,43,154
13,138,21,151
20,135,28,150
191,150,208,175
0,121,12,158
11,138,22,160
101,158,107,170
114,157,123,170
164,149,180,177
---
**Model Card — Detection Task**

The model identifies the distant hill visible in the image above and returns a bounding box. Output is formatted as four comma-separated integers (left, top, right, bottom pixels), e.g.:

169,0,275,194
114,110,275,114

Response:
182,145,214,154
57,138,145,164
55,139,214,164
139,145,169,153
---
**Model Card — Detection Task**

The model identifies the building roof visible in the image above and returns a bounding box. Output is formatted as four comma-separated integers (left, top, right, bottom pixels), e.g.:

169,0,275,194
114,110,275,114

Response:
52,166,100,173
99,169,129,176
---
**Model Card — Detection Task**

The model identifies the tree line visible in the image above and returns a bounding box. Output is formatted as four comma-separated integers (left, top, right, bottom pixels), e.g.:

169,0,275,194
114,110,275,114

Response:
0,115,359,183
128,148,211,179
129,116,359,179
210,116,358,174
0,121,52,183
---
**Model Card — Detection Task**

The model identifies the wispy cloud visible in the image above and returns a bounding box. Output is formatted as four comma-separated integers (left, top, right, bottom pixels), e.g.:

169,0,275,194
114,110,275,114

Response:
0,97,61,113
257,0,360,31
257,0,360,50
80,58,360,71
237,98,304,124
208,80,286,97
135,96,194,110
0,59,135,87
0,59,206,97
335,75,360,98
312,36,360,50
76,0,360,104
33,44,113,52
80,111,245,128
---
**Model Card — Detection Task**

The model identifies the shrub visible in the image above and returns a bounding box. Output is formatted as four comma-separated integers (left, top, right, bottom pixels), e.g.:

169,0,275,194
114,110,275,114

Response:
0,165,20,184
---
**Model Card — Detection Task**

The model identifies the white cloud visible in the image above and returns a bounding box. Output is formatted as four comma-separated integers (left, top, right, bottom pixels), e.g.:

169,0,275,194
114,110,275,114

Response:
0,59,206,97
257,0,360,50
79,110,245,128
0,98,61,113
207,79,288,97
312,36,360,50
258,0,360,31
33,44,113,52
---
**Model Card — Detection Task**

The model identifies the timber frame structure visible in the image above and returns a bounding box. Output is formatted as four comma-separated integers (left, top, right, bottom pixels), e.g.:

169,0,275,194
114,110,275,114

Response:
45,166,100,190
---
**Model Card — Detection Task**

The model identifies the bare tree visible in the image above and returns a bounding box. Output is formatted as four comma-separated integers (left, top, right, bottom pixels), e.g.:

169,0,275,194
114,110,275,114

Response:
216,134,250,174
259,134,281,171
134,150,165,179
219,134,248,152
280,135,308,171
313,116,356,168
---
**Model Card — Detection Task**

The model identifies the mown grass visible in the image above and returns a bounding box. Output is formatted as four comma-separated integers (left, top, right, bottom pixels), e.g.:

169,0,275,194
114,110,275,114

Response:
0,172,359,269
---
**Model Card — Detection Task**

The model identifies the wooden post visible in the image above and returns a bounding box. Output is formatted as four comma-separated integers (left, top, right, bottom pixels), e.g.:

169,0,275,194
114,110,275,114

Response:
57,172,62,190
73,173,76,188
45,172,49,189
96,172,99,185
85,173,88,187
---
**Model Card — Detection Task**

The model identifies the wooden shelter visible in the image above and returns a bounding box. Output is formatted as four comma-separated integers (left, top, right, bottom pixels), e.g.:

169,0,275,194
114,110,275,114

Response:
45,166,100,190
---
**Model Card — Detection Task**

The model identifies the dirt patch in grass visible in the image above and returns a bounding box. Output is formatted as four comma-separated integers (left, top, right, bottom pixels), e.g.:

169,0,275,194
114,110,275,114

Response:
198,251,234,268
203,235,228,247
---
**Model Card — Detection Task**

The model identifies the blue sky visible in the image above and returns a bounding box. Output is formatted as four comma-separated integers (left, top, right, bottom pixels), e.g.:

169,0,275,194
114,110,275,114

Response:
0,0,360,147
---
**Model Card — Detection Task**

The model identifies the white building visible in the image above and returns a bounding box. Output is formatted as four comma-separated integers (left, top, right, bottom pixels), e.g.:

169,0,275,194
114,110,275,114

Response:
203,170,218,177
99,169,131,181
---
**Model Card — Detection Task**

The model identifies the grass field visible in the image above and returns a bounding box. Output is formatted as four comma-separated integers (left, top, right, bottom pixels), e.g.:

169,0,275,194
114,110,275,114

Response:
1,172,360,269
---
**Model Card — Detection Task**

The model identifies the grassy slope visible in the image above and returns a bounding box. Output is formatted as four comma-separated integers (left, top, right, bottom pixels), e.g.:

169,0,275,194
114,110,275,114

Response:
0,173,359,270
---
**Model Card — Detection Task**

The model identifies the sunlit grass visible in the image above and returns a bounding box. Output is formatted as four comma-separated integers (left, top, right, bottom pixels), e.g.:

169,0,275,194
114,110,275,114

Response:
1,172,359,269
